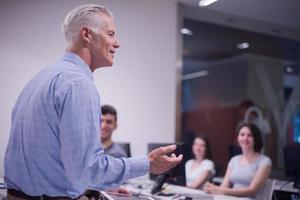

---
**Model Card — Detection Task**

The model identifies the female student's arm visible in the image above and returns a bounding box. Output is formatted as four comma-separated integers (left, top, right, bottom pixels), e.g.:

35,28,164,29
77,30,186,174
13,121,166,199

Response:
187,170,212,189
203,162,232,192
204,164,271,197
220,163,233,188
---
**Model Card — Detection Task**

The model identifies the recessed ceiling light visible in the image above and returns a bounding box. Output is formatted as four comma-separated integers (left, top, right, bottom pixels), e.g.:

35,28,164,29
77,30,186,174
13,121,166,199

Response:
199,0,219,7
181,28,193,35
237,42,250,49
286,67,293,73
285,66,298,74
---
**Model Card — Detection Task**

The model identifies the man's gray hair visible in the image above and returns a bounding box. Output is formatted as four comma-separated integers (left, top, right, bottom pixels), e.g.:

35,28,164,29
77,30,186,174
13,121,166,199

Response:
62,4,113,45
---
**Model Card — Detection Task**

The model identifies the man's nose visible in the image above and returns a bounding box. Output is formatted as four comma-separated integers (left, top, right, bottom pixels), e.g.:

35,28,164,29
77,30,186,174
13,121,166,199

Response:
101,122,107,127
114,39,120,48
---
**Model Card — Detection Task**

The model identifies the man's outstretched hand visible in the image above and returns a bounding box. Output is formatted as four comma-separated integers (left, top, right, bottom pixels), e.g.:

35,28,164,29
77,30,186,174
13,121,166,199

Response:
148,144,183,174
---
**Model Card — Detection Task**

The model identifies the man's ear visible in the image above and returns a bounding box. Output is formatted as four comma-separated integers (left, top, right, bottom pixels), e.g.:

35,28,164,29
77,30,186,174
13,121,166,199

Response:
113,123,118,131
80,27,93,45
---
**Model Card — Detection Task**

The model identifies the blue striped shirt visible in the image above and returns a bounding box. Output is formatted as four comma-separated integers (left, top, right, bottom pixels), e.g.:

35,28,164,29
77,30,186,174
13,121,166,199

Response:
4,52,149,198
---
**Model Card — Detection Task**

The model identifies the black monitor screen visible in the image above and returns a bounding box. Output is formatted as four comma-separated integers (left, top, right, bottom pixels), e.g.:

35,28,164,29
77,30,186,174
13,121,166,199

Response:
284,145,300,178
147,143,189,193
283,145,300,188
272,190,300,200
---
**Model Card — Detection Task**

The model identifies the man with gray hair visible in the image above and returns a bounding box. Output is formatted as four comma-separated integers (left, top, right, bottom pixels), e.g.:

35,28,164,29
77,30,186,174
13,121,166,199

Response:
4,4,182,200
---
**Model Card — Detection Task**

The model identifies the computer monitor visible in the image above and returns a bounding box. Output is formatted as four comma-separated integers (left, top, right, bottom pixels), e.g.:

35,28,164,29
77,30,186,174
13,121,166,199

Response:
283,145,300,189
147,143,189,194
115,142,131,157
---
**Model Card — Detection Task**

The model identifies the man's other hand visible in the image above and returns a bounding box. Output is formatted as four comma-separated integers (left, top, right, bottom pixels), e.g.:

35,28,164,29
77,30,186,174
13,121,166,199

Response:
148,144,183,174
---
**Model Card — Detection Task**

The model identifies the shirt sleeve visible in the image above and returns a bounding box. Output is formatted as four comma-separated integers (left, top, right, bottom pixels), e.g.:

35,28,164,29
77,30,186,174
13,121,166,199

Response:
259,155,272,168
55,80,149,191
228,155,238,169
185,160,192,173
203,160,215,174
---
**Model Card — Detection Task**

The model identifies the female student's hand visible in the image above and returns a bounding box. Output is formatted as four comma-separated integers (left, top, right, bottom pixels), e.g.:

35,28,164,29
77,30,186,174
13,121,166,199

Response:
203,182,224,195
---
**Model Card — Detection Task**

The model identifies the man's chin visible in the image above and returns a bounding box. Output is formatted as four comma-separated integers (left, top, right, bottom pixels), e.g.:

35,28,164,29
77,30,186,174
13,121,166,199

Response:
101,59,114,67
93,61,113,70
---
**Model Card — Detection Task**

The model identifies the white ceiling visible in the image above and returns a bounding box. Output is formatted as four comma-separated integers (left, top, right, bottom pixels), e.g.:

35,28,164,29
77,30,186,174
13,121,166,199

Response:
178,0,300,30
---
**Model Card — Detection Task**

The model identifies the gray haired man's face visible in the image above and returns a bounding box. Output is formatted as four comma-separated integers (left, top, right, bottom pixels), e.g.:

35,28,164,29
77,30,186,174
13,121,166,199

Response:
90,13,120,68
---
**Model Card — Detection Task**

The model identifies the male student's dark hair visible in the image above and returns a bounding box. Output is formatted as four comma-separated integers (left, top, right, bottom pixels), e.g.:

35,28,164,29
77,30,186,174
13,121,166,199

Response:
101,105,117,121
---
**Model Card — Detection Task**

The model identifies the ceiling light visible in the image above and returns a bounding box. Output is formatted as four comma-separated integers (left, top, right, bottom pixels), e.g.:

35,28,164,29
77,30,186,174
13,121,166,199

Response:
181,28,193,35
182,70,209,80
199,0,219,7
237,42,250,49
286,67,293,73
286,66,298,74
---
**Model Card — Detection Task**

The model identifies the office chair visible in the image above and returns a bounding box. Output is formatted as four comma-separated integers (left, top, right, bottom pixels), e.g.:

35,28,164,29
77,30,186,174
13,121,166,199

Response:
255,179,274,200
115,142,131,157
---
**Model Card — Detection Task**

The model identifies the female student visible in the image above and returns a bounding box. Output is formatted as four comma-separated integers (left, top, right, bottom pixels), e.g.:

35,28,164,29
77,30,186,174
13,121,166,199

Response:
204,123,271,199
185,135,215,189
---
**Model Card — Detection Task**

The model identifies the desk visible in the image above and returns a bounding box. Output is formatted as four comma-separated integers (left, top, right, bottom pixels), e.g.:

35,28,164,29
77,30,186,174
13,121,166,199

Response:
273,179,299,193
272,180,300,200
124,176,249,200
0,176,254,200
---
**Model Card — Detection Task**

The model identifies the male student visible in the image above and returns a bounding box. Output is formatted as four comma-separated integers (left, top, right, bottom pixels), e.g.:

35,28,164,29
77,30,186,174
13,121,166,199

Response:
4,4,182,199
101,104,127,158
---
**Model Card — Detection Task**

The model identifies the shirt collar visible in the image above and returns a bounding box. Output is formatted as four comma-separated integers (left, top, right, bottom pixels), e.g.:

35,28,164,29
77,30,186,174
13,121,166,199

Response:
62,52,94,81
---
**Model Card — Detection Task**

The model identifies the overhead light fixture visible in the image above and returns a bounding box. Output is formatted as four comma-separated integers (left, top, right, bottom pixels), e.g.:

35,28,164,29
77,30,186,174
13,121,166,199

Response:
182,70,209,80
286,66,293,73
286,66,298,74
181,28,193,35
237,42,250,49
199,0,219,7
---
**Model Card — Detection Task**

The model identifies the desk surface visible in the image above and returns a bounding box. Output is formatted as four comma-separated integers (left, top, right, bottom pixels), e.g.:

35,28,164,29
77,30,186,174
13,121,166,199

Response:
0,176,254,200
124,176,250,200
273,179,299,193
